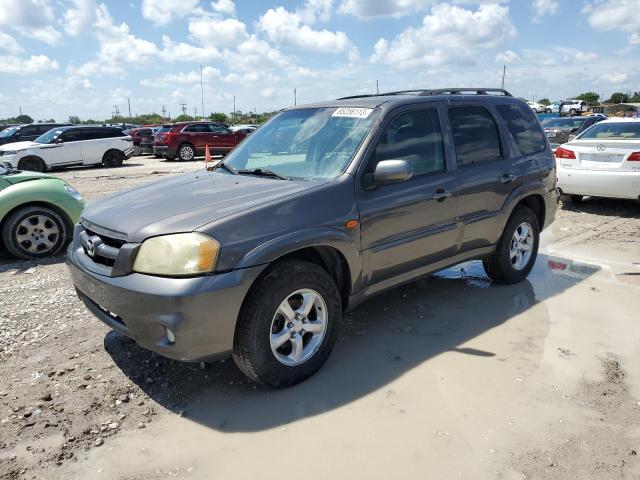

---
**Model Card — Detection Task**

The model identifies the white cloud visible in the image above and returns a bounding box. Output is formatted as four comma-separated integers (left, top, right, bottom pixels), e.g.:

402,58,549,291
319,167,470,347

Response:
141,0,201,26
0,31,23,54
140,66,222,86
532,0,558,22
160,36,222,62
63,0,97,35
188,16,248,47
583,0,640,44
211,0,236,16
371,4,516,68
496,50,519,64
599,73,628,84
258,6,351,53
298,0,334,24
521,47,597,66
338,0,507,19
0,0,63,45
1,54,59,74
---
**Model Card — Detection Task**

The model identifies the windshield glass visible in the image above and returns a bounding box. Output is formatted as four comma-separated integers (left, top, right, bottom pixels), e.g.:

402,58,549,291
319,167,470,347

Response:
0,127,18,138
35,129,65,144
578,122,640,139
223,107,379,180
543,118,586,128
156,126,171,134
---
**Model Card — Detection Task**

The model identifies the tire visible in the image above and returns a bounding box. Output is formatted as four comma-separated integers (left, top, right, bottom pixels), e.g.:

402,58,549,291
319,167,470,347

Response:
17,156,45,172
569,108,576,116
133,145,141,156
102,150,124,167
233,260,341,387
177,143,195,161
560,193,583,204
2,206,68,259
483,206,540,285
546,108,552,113
154,154,162,159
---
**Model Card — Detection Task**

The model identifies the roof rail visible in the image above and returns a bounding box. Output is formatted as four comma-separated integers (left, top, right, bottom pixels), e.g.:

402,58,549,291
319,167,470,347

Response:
337,88,512,100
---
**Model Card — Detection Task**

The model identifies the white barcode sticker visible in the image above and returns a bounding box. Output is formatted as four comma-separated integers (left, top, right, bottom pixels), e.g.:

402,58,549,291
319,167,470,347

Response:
332,107,373,119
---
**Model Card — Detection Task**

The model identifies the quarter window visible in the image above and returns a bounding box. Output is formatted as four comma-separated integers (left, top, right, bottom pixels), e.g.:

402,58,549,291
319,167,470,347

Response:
448,106,502,166
496,104,546,156
373,108,445,176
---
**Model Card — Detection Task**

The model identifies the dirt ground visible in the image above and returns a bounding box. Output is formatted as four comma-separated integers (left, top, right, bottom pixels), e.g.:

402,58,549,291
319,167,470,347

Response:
1,155,639,480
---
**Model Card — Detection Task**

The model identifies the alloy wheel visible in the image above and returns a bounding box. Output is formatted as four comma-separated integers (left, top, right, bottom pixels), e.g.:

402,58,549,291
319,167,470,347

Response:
510,222,534,271
15,214,60,255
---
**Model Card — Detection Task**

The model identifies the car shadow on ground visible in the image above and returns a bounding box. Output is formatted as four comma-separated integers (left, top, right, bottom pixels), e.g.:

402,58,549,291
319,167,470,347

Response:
105,255,599,433
0,251,66,270
561,197,640,218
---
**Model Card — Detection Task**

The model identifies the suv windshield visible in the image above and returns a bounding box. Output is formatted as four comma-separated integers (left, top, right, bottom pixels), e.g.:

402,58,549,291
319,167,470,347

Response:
0,126,18,138
578,122,640,139
223,107,379,180
35,129,65,144
543,118,586,128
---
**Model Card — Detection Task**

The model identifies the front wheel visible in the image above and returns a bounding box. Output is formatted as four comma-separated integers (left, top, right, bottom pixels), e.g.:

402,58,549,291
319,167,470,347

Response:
17,156,45,172
483,206,539,284
2,206,68,259
233,260,341,387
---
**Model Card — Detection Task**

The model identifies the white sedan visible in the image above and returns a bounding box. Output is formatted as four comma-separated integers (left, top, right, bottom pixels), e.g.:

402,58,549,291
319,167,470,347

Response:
555,118,640,202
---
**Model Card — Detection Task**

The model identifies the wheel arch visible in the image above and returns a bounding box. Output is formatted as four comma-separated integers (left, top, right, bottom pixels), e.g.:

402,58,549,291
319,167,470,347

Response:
515,193,545,229
102,148,125,161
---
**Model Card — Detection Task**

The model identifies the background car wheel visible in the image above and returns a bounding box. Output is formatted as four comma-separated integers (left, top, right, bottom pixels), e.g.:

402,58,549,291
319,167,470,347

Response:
2,206,68,259
154,154,162,158
178,143,195,161
569,108,576,115
560,193,583,204
233,260,341,387
102,150,124,167
17,156,46,172
133,146,141,156
546,108,552,113
482,206,539,285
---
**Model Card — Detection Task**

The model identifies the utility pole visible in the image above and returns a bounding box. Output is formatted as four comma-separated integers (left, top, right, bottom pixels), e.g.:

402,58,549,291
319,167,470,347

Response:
501,65,506,90
376,80,379,94
233,95,236,123
294,88,297,106
180,103,187,116
19,106,22,116
161,105,166,120
112,105,120,122
127,98,132,122
194,107,198,119
200,64,205,121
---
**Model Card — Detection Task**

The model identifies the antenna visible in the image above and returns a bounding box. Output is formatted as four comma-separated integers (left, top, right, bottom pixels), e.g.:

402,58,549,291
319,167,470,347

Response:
501,65,506,90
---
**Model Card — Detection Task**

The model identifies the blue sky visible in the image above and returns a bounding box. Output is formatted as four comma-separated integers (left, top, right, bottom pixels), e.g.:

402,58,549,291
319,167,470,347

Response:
0,0,638,121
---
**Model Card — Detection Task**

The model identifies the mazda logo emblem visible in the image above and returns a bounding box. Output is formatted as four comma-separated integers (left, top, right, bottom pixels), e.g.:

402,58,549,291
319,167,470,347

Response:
86,237,96,257
596,144,606,152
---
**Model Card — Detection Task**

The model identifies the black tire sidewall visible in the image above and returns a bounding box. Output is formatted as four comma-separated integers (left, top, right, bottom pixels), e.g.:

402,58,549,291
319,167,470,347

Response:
18,156,45,172
103,150,123,167
493,207,540,284
2,207,67,259
235,261,341,387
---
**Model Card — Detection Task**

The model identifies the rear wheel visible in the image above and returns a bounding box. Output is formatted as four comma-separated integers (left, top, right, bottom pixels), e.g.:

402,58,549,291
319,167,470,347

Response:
233,260,341,387
177,143,195,161
17,156,45,172
2,206,68,259
102,150,124,167
483,206,539,284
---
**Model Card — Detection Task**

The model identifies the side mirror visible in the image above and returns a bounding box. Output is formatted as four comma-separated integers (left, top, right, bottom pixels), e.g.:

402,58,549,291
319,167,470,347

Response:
54,138,64,144
363,159,413,190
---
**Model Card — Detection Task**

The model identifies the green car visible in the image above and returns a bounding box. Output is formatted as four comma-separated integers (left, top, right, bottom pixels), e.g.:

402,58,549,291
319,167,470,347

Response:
0,164,85,259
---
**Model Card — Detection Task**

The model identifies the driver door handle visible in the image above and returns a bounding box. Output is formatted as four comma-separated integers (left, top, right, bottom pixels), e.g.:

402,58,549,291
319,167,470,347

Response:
432,189,451,201
500,174,518,184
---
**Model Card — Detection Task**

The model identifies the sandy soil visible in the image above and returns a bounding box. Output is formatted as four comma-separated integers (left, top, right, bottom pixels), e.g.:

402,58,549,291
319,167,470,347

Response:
1,155,639,480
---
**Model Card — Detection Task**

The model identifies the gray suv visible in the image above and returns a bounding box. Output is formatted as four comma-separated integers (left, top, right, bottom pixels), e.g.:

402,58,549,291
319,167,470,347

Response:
67,88,558,387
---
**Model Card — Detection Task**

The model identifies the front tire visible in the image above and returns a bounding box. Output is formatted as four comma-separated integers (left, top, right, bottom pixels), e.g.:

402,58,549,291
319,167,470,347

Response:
483,206,539,284
177,143,195,161
233,260,341,387
17,156,45,172
2,206,68,259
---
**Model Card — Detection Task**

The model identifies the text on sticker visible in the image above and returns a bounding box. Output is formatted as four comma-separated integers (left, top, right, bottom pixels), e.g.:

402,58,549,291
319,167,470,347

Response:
332,107,373,119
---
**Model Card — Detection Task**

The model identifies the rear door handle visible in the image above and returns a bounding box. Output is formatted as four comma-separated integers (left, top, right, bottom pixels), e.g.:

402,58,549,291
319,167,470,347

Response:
500,174,518,184
432,189,451,201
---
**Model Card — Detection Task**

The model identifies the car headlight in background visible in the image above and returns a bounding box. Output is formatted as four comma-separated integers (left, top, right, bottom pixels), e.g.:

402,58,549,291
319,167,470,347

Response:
64,184,84,201
133,233,219,276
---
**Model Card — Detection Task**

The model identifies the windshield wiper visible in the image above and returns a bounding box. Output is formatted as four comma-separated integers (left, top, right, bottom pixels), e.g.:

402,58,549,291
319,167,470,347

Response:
208,161,237,175
237,168,288,180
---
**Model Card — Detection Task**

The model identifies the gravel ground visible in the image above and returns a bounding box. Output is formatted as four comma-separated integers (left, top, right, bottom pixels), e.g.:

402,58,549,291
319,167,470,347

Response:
0,155,639,479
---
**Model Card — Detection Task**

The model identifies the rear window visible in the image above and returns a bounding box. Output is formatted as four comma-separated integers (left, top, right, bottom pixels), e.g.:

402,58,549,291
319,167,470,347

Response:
578,122,640,139
496,104,546,155
448,106,502,166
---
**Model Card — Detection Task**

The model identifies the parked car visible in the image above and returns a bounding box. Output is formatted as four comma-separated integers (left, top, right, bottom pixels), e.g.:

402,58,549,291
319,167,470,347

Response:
560,99,589,115
109,123,138,130
0,126,134,172
526,101,546,113
542,115,607,146
230,124,258,135
0,124,19,132
555,118,640,202
0,123,71,146
153,122,247,161
0,164,85,259
139,128,158,155
127,127,156,156
544,102,560,114
67,88,558,387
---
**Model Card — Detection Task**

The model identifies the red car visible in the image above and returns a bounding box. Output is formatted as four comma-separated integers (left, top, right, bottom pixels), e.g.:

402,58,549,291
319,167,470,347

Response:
153,122,246,161
127,127,156,156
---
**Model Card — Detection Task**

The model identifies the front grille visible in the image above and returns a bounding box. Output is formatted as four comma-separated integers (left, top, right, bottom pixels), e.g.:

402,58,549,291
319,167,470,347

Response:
79,225,124,268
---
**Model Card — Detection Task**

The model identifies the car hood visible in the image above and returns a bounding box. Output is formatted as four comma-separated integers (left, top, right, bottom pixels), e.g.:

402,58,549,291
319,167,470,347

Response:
81,170,328,242
3,169,55,185
0,141,37,151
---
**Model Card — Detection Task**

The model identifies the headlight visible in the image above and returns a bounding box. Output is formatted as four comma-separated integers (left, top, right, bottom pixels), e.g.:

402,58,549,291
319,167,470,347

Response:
133,233,219,276
2,151,18,156
64,184,84,201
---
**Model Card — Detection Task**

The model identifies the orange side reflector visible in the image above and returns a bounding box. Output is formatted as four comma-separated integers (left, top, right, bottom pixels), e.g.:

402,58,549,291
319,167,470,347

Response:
345,220,359,229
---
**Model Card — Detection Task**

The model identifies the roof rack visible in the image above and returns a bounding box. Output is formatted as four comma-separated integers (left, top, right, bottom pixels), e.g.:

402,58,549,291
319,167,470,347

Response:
338,88,512,100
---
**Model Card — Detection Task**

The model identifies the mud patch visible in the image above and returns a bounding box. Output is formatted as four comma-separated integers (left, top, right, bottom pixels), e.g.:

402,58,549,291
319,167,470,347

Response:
513,358,640,479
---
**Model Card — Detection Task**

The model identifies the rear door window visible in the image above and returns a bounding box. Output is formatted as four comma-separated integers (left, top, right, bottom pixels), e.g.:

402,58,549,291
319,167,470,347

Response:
209,124,230,134
496,104,546,155
18,125,39,137
448,106,502,166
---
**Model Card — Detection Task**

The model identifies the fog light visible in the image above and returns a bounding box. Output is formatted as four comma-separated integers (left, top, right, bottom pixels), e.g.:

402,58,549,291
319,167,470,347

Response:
165,327,175,344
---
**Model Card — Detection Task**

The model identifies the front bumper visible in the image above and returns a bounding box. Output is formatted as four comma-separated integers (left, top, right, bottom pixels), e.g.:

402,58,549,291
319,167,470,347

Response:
557,168,640,200
67,242,267,361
